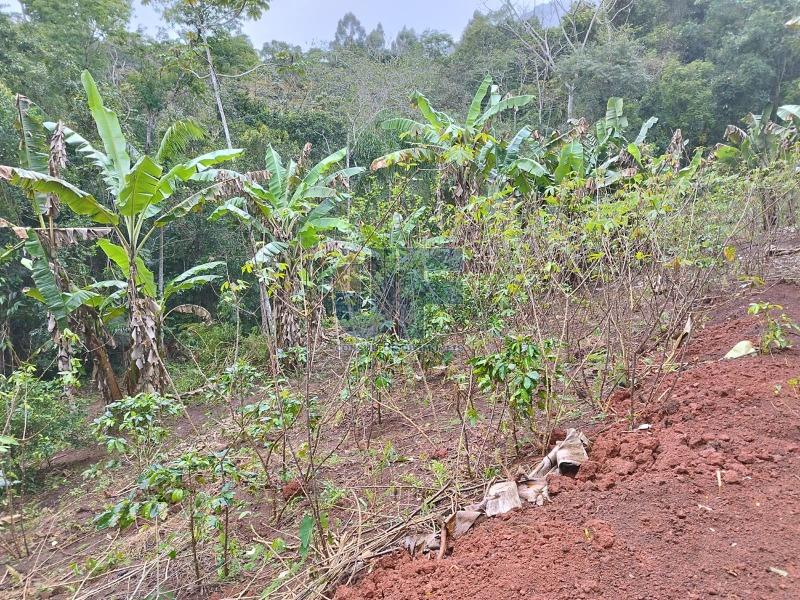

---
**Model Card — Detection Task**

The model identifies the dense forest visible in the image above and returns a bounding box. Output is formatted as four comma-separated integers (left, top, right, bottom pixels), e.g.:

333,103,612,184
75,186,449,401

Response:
1,0,799,598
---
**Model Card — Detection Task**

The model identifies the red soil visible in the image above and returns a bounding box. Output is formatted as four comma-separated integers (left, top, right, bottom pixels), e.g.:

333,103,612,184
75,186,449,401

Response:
336,283,800,600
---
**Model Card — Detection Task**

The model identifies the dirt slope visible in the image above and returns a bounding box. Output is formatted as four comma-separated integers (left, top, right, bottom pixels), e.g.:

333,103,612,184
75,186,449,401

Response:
336,283,800,600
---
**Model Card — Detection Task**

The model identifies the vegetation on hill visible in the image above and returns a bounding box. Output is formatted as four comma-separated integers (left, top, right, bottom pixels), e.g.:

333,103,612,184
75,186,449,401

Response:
0,0,799,597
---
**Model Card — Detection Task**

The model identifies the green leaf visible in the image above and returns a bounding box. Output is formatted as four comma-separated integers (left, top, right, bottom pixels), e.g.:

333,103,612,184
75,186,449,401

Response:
554,141,585,183
302,148,347,188
16,97,49,174
626,143,642,165
155,168,244,227
45,123,115,190
209,197,252,222
0,434,19,447
155,149,243,205
155,119,205,164
305,198,335,223
163,275,219,303
307,217,350,233
82,70,130,191
23,234,69,329
163,261,224,302
264,145,286,201
444,144,475,166
253,241,289,264
297,225,319,249
323,166,365,185
505,126,532,165
381,118,428,136
97,239,156,297
634,117,658,145
299,512,314,560
412,92,448,130
466,75,492,129
714,144,740,163
117,156,163,217
301,186,338,200
0,167,118,225
476,95,534,127
512,158,550,178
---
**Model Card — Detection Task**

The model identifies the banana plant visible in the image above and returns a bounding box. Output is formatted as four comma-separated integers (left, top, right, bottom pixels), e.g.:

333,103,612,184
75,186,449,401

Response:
210,145,363,354
373,75,534,206
95,260,224,349
0,71,242,393
715,104,799,230
715,104,799,168
2,95,104,397
13,231,124,402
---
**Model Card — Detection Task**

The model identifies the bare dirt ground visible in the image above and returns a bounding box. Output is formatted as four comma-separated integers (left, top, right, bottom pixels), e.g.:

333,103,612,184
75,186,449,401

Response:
335,282,800,600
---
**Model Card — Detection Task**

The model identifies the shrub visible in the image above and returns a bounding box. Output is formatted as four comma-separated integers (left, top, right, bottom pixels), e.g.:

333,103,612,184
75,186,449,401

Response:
0,364,87,477
471,336,562,450
92,392,182,469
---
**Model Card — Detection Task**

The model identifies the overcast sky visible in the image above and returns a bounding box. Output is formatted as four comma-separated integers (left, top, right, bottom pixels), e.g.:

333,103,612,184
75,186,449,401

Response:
137,0,506,49
5,0,507,49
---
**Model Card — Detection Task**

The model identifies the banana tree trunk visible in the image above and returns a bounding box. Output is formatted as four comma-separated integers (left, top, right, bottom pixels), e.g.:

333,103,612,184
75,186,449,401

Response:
80,316,122,404
247,228,275,338
48,313,75,399
127,276,167,394
274,282,302,353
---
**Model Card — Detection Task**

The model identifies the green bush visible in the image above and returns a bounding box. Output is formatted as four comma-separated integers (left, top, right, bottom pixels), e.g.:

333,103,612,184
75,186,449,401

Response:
169,324,272,393
0,364,87,478
92,392,183,469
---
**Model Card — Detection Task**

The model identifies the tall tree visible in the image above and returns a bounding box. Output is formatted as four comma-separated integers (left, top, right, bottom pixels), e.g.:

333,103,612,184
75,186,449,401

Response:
146,0,270,149
333,12,367,49
366,23,387,55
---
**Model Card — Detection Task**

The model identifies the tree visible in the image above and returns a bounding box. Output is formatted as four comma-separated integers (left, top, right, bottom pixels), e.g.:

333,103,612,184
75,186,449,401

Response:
365,23,387,56
333,12,366,49
716,104,800,230
502,0,630,121
1,0,130,118
313,44,436,170
641,59,716,148
557,30,650,123
373,75,534,208
419,30,454,60
391,27,419,55
1,71,242,393
146,0,270,149
3,94,122,400
210,146,363,355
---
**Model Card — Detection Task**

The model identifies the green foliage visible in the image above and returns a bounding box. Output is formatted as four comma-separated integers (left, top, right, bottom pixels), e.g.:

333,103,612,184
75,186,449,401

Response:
748,302,800,352
471,336,561,432
641,59,716,147
0,364,87,478
238,386,306,446
96,447,247,578
92,392,182,468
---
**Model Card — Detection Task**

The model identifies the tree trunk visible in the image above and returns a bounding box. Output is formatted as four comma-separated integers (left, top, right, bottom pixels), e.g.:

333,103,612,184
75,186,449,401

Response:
273,277,303,358
81,317,123,404
49,313,75,399
203,37,233,150
127,265,166,394
566,83,575,122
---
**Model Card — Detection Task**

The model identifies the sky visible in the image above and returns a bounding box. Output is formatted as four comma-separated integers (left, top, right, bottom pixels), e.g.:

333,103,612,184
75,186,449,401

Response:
5,0,507,49
135,0,505,49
